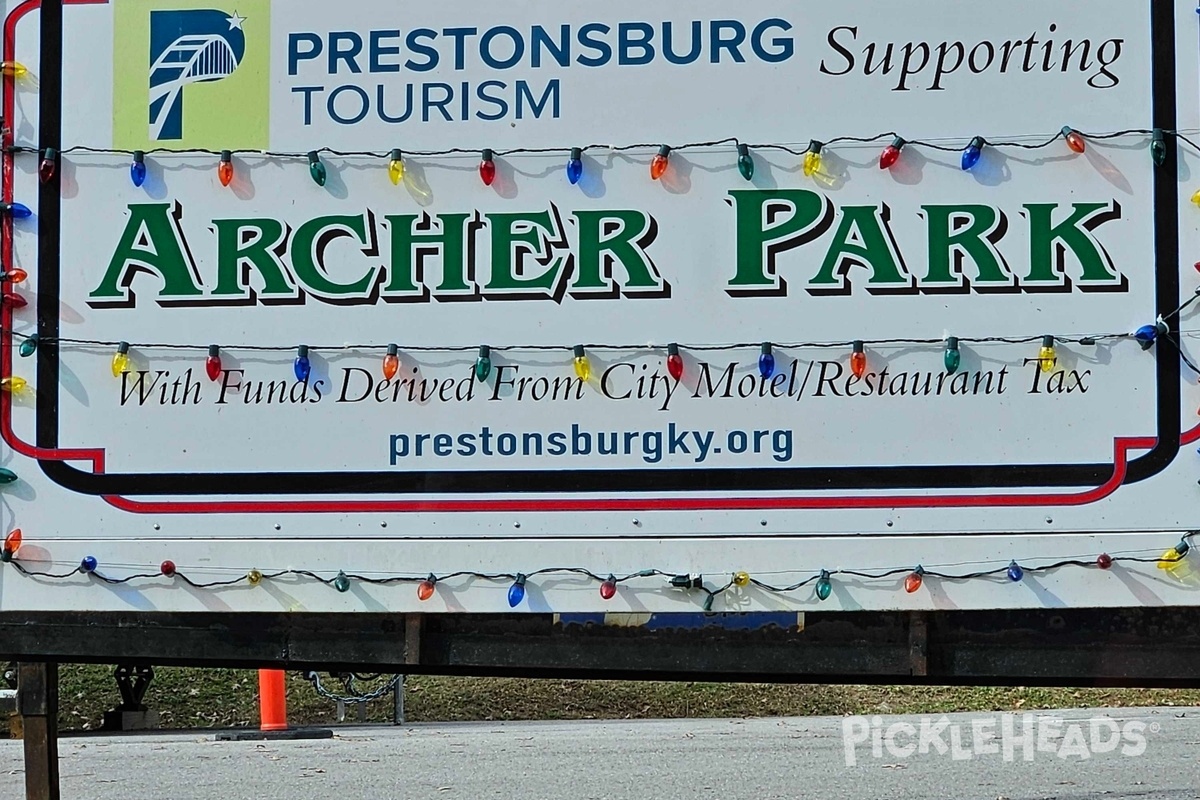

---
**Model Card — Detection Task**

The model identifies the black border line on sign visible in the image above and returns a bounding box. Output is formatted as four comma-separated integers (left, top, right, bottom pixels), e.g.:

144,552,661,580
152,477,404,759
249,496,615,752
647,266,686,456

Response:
33,0,1181,498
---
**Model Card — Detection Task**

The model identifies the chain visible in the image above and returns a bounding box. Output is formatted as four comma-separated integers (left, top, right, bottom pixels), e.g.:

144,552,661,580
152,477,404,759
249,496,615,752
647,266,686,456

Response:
301,671,402,704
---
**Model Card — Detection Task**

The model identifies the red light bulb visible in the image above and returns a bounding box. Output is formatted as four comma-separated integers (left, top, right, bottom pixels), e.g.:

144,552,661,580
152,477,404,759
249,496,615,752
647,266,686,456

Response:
904,566,924,593
600,575,617,600
205,345,222,382
479,148,496,186
218,150,234,187
650,145,671,181
2,293,27,309
5,268,27,284
1096,553,1113,569
879,136,905,170
383,344,399,380
39,148,57,183
417,575,436,601
850,341,867,378
1062,126,1086,154
160,560,176,577
666,343,683,381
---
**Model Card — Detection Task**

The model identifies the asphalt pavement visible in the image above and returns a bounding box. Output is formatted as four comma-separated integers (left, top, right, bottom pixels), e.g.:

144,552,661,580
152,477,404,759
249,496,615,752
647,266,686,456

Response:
3,707,1200,799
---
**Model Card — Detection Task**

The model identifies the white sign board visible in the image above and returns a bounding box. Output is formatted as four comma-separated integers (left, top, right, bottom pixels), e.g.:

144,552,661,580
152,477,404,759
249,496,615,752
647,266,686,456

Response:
1,0,1199,613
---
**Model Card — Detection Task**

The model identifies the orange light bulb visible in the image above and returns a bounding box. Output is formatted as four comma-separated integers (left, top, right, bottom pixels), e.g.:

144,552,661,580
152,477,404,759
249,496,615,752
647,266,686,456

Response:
383,344,399,380
650,145,671,180
417,575,436,601
850,341,867,378
3,528,22,558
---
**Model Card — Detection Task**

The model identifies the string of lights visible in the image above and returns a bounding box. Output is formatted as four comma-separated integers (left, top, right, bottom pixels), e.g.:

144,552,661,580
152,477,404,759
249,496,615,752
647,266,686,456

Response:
0,329,1156,352
10,126,1200,189
0,326,1189,394
2,321,1194,392
0,529,1193,610
11,125,1196,159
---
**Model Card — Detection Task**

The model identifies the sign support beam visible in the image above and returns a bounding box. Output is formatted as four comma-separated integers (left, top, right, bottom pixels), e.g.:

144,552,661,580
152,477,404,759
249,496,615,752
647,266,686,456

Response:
17,662,59,800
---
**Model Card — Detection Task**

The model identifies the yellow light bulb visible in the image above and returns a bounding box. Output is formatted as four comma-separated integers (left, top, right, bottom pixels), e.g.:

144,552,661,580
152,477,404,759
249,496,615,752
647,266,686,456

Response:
733,571,751,588
247,569,263,586
1152,544,1190,575
387,149,405,185
572,345,590,381
112,340,130,379
1192,189,1200,207
1038,335,1056,374
804,151,821,177
803,140,824,178
1,61,27,77
1158,547,1185,571
0,376,26,393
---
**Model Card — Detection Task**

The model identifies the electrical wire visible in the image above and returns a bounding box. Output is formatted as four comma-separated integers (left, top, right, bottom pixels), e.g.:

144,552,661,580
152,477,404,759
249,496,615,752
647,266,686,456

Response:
0,330,1174,354
7,127,1193,160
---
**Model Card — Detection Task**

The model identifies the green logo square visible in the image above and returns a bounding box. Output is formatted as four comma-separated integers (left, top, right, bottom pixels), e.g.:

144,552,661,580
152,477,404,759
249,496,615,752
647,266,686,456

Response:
112,0,270,149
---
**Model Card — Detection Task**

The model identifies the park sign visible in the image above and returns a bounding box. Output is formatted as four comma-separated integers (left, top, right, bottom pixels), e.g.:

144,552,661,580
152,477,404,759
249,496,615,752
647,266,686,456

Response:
0,0,1198,614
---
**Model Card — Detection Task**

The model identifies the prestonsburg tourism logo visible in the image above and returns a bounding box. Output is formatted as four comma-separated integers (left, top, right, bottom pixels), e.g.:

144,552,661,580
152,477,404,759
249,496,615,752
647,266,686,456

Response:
113,0,269,150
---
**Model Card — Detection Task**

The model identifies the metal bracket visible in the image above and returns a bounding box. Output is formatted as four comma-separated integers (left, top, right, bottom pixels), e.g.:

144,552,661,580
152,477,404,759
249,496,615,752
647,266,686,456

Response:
112,664,154,711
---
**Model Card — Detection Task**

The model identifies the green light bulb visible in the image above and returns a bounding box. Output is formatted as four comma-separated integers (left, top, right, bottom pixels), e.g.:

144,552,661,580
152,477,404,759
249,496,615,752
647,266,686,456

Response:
736,143,754,181
0,468,16,484
307,150,327,186
333,571,351,592
815,570,832,601
475,345,492,381
943,336,961,374
18,336,36,357
1150,129,1166,166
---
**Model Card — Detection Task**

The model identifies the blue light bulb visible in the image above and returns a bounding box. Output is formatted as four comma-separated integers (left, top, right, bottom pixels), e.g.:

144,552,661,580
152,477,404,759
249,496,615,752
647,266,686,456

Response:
294,344,311,382
80,556,97,573
508,574,527,607
130,151,147,187
3,202,31,219
1007,560,1023,582
961,136,985,171
1134,322,1166,350
566,147,583,185
758,343,775,379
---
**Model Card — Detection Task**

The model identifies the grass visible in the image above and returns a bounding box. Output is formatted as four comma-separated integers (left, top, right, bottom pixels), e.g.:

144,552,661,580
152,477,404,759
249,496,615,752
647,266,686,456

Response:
44,666,1200,732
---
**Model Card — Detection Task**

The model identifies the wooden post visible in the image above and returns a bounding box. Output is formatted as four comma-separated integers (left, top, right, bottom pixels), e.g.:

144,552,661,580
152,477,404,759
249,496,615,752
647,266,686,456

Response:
908,612,928,677
18,662,59,800
394,615,422,725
